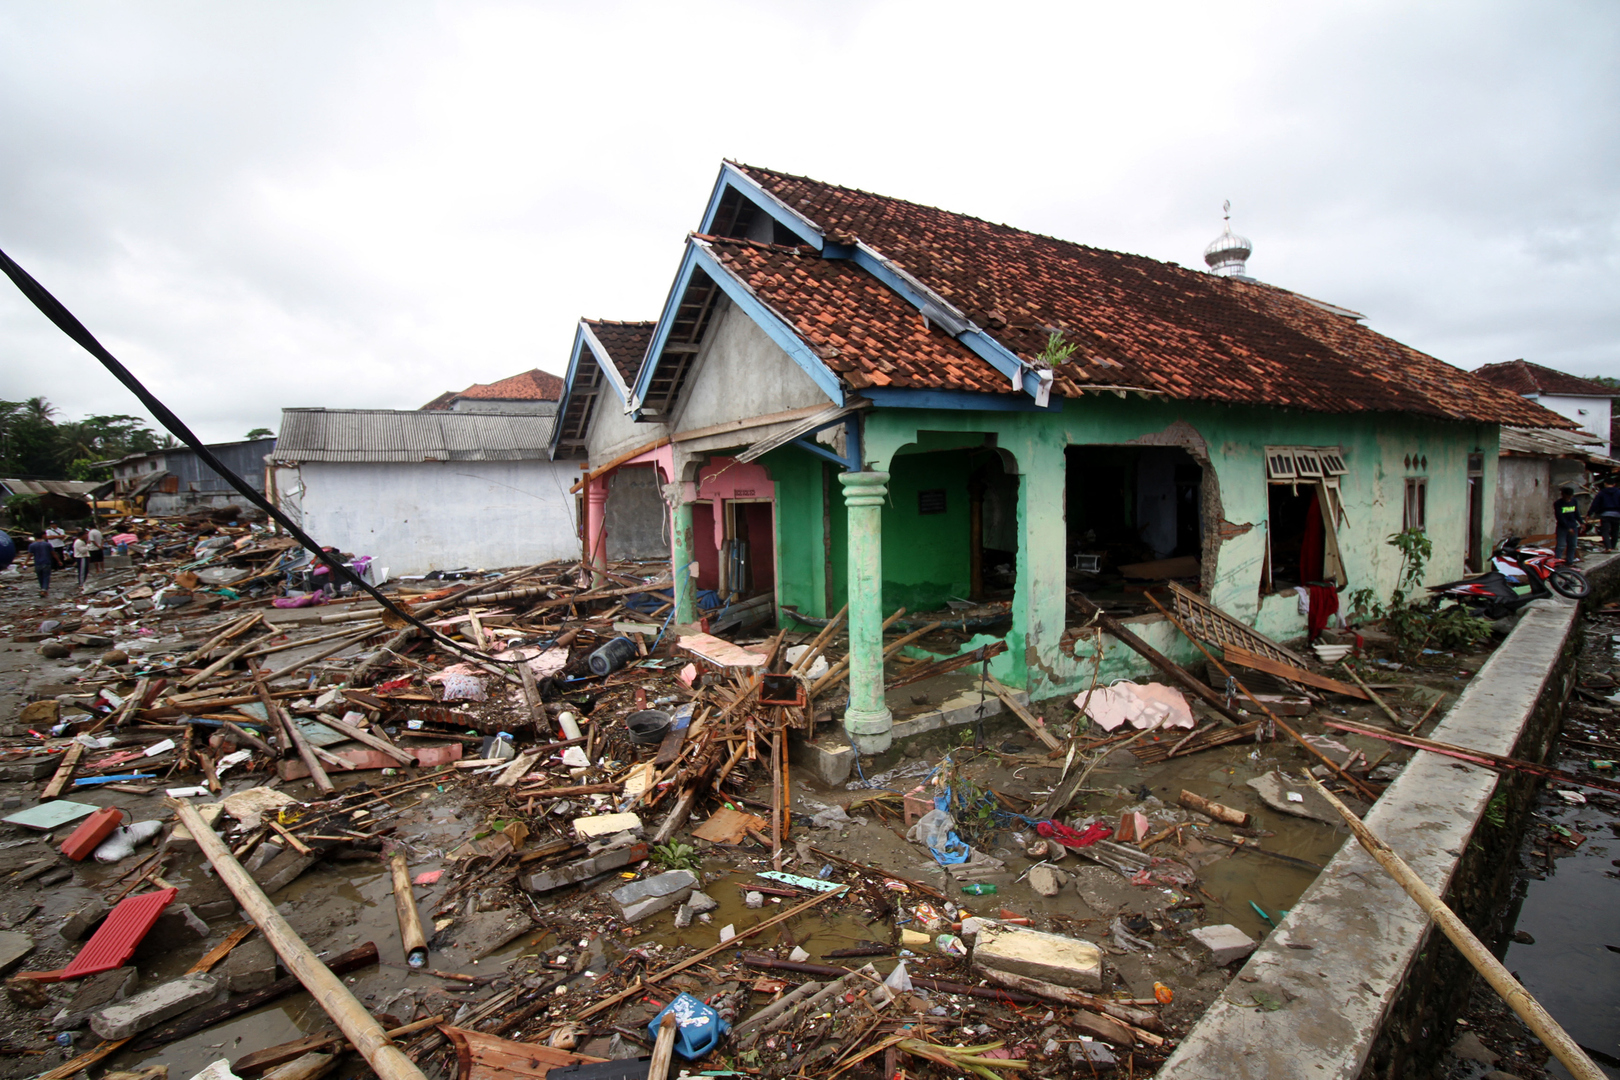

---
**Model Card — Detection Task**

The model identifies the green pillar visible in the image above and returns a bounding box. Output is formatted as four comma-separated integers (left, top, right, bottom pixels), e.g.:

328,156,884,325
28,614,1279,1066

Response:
671,499,697,625
839,471,893,754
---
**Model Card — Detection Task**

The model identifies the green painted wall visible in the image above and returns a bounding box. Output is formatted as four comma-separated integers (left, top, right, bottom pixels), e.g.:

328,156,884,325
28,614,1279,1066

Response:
763,398,1501,703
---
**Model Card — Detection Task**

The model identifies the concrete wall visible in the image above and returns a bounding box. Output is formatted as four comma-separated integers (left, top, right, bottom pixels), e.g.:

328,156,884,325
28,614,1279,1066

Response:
603,464,668,560
1496,456,1553,538
288,458,581,576
584,386,664,464
1530,392,1611,455
671,299,831,432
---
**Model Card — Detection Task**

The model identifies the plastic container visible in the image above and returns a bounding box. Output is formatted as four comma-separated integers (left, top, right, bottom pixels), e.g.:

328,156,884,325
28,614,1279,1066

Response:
479,733,517,761
625,710,673,745
587,636,637,676
646,992,729,1061
557,711,583,741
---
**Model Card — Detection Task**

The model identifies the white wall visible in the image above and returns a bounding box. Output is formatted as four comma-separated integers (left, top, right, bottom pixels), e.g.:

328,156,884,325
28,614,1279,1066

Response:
585,388,665,464
1530,393,1612,455
292,459,582,575
672,300,831,432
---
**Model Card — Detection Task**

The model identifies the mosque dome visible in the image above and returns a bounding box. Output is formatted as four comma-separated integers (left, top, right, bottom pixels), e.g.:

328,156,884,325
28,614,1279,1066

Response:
1204,200,1253,278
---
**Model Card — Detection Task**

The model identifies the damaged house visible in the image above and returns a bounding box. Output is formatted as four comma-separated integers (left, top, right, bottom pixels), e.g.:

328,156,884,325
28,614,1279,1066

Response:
553,161,1568,752
272,372,580,576
100,436,278,516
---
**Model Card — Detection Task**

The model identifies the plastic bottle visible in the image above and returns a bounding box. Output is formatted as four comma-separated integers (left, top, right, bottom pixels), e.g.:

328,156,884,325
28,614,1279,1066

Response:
961,883,998,895
557,711,582,741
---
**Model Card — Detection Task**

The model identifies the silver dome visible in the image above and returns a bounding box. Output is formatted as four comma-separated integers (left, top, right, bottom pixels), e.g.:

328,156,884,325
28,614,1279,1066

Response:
1204,201,1252,278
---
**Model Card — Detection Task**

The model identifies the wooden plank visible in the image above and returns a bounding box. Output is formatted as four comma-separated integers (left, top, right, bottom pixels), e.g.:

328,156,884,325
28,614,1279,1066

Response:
41,743,85,800
235,1018,443,1076
1167,581,1314,669
306,713,416,765
440,1026,606,1080
1221,645,1369,700
984,674,1062,750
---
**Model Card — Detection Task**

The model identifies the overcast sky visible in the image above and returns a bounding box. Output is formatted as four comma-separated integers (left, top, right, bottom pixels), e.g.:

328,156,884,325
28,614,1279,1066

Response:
1,1,1616,443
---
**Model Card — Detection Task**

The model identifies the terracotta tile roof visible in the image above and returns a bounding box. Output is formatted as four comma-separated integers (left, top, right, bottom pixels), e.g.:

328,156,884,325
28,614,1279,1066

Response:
728,163,1566,427
1472,359,1618,398
702,237,1017,396
421,368,564,410
582,319,655,385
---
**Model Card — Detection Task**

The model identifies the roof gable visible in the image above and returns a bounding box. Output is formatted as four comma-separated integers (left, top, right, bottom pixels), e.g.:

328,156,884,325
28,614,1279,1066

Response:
552,320,656,459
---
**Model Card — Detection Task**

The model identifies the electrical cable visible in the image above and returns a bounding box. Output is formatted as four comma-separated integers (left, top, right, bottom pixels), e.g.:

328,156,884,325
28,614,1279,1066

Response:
0,242,535,671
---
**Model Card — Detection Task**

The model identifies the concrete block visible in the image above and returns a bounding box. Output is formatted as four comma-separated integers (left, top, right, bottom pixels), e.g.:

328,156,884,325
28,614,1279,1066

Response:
686,890,718,913
1190,924,1257,966
59,898,110,942
245,841,285,872
525,843,647,893
136,905,209,962
1028,865,1065,897
973,925,1103,991
168,803,226,851
0,932,34,976
573,813,642,842
55,967,138,1030
610,870,696,923
253,850,318,894
90,973,219,1040
223,937,278,992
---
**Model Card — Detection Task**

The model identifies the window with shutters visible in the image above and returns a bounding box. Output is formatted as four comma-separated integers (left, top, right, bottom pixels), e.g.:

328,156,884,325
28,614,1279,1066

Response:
1262,446,1349,592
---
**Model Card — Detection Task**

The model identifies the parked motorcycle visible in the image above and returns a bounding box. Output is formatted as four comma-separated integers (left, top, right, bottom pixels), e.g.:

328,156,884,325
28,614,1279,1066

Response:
1427,538,1590,619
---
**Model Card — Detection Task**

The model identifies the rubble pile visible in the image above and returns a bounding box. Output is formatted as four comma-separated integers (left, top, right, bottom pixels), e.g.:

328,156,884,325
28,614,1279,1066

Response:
0,523,1537,1080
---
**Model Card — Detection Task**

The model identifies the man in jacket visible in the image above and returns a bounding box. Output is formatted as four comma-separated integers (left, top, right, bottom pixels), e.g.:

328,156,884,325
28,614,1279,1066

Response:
1554,486,1582,564
1587,476,1620,553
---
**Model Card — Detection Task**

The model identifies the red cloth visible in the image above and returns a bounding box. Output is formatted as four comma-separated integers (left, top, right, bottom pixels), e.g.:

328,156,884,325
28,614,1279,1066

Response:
1307,583,1340,640
1036,820,1113,848
1300,489,1326,583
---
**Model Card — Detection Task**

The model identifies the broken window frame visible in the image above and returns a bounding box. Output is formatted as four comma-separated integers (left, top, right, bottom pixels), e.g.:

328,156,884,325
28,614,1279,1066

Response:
1403,476,1428,533
1262,445,1349,592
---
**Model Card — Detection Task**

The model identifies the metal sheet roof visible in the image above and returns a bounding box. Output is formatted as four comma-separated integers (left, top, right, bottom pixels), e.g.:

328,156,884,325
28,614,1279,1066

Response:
272,409,557,463
0,478,102,497
1500,425,1615,463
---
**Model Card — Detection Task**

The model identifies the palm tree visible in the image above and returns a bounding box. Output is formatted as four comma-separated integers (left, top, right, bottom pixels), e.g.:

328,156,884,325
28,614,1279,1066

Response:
25,397,55,423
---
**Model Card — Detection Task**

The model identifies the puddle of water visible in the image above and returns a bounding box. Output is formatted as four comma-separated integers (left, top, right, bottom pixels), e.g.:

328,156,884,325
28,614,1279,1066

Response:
1504,809,1620,1077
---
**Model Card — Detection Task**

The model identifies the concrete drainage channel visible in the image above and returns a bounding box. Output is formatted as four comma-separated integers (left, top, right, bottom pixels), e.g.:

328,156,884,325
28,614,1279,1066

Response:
1156,555,1620,1080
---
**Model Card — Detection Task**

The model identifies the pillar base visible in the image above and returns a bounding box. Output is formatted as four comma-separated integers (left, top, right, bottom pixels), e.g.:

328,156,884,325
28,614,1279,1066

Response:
843,705,894,756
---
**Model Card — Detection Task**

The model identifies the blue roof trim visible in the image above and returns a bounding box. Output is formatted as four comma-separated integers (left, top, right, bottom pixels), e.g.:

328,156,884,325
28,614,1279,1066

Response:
577,322,633,406
630,237,844,419
548,324,593,458
864,387,1063,413
824,241,1050,404
699,162,824,252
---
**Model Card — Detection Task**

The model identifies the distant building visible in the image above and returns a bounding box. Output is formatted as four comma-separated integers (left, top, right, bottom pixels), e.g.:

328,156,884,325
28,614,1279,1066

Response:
100,438,277,516
421,369,565,415
270,408,580,577
1474,359,1615,457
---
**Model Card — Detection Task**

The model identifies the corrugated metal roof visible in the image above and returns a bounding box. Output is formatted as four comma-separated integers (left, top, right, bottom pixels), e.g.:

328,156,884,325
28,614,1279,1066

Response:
1500,425,1615,464
272,409,557,463
0,478,102,497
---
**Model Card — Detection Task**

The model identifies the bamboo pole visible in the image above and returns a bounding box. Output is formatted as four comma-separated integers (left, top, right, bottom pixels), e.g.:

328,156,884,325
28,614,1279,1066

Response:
253,669,332,795
788,604,848,674
242,622,384,659
171,799,429,1080
262,629,377,684
1345,665,1409,728
183,613,261,664
1304,776,1604,1080
647,1013,678,1080
389,852,428,968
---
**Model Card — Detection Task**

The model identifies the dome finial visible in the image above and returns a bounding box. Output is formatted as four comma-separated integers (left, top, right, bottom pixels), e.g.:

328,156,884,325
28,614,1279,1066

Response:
1205,200,1253,278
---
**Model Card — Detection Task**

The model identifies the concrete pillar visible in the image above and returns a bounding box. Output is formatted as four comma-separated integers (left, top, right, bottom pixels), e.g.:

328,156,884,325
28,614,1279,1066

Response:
584,477,608,585
671,498,697,625
839,471,893,754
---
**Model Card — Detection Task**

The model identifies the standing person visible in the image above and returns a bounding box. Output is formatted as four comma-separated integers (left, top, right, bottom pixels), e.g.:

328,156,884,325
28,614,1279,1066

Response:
1553,486,1582,565
86,522,104,576
28,532,54,597
1587,476,1620,553
72,531,91,589
45,522,66,568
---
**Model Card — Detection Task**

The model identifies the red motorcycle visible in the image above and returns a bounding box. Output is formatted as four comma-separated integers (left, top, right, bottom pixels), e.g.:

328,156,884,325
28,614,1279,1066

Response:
1427,538,1590,619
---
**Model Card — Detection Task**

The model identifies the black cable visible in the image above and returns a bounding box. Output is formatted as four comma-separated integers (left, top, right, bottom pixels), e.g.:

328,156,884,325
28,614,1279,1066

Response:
0,243,527,670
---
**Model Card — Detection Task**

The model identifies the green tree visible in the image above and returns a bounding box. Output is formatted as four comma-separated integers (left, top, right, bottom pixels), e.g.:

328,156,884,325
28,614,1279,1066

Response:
245,427,274,440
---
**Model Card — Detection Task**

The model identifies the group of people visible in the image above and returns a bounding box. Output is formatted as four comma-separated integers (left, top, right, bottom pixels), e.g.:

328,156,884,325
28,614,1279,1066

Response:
25,523,105,596
1553,475,1620,564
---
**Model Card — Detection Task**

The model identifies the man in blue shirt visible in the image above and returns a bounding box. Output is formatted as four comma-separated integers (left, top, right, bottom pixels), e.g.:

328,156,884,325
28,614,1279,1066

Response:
1553,487,1582,564
27,532,55,597
1586,476,1620,553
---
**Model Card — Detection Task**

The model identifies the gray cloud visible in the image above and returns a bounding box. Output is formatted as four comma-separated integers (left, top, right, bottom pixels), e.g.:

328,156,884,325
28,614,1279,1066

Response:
1,1,1616,444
